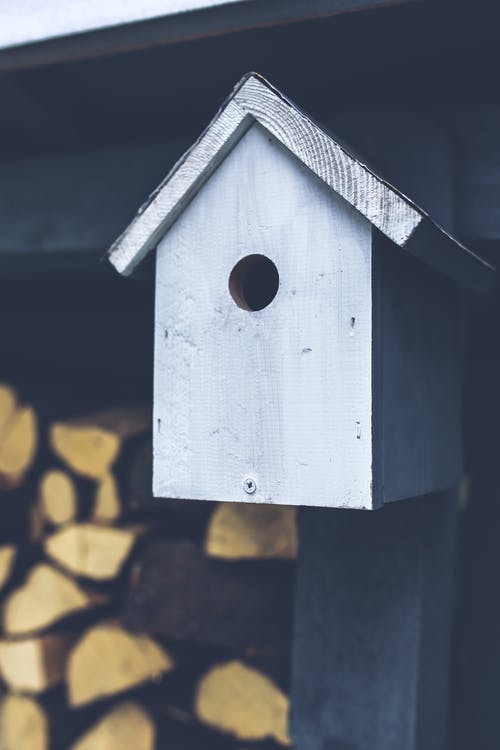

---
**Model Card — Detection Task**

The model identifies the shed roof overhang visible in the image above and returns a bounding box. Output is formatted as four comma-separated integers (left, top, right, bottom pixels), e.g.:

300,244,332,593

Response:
0,0,407,71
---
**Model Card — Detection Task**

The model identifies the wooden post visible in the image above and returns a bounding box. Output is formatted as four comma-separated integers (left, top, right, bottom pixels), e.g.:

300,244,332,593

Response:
291,493,457,750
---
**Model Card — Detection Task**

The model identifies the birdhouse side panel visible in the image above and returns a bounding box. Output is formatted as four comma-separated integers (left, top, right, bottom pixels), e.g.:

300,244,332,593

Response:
153,123,374,508
372,237,463,504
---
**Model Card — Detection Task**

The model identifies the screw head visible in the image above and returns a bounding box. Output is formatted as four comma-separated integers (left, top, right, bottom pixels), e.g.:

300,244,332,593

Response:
243,477,257,495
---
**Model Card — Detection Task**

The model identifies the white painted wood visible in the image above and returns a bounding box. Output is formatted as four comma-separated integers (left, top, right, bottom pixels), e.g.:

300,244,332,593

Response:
234,78,420,247
108,74,494,292
153,124,373,508
110,99,251,276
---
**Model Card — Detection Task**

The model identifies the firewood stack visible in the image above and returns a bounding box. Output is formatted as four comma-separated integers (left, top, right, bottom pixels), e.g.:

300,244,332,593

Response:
0,383,296,749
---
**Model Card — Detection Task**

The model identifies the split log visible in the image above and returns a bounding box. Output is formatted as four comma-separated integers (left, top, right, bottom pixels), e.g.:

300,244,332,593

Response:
205,503,297,560
0,545,16,590
49,407,150,480
0,633,73,692
195,660,291,746
44,523,140,581
71,702,155,750
39,469,77,526
3,563,104,635
0,384,16,437
67,623,174,707
0,403,37,488
0,694,48,750
125,541,294,657
93,473,121,523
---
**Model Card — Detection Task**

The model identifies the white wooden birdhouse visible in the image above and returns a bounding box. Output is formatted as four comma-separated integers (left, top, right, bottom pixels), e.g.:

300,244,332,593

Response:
108,73,494,509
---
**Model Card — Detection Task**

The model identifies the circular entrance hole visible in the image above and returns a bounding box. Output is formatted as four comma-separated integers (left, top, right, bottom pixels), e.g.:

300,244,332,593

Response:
228,254,279,311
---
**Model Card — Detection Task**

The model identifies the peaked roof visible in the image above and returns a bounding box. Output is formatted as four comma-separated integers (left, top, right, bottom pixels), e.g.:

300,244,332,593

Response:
108,73,495,293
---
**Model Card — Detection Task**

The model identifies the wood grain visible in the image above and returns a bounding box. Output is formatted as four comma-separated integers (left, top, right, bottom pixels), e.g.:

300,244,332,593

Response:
108,74,494,292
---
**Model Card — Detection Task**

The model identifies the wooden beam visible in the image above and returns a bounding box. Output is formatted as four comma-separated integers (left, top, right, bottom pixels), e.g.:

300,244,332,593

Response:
291,494,458,749
1,105,500,277
0,0,410,71
0,139,187,266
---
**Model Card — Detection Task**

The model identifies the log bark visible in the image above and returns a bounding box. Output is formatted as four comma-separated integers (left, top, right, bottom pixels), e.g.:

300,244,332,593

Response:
3,563,104,635
0,633,73,692
195,660,291,746
44,523,140,581
39,469,77,526
49,408,150,480
205,503,297,560
29,500,45,543
67,623,174,707
0,694,48,750
71,701,155,750
124,541,294,657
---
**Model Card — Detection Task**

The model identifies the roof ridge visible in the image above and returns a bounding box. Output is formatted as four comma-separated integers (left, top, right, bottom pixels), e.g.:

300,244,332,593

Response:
107,72,494,293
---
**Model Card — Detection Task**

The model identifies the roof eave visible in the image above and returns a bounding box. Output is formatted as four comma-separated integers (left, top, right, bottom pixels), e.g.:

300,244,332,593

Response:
108,73,495,293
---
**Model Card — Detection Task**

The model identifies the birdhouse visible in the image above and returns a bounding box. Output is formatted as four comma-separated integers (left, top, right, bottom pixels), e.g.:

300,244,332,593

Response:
108,73,494,509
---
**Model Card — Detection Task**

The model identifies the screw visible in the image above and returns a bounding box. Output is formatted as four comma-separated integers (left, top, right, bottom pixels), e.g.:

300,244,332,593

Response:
243,477,257,495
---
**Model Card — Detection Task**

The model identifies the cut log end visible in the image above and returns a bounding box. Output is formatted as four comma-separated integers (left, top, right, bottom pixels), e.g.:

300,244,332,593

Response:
50,424,120,480
0,384,17,443
71,702,155,750
44,523,139,581
39,469,78,526
0,633,73,693
49,408,150,480
3,563,103,636
0,694,48,750
0,404,38,488
205,503,297,560
68,623,174,707
0,546,16,591
93,473,121,523
195,661,291,746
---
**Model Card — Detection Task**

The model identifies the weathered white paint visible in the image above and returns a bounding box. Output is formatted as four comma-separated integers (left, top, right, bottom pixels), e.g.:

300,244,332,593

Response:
108,74,493,293
153,124,373,508
112,100,251,276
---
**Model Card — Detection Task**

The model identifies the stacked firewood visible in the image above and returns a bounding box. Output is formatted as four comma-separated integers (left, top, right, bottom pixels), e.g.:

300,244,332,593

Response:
0,383,296,749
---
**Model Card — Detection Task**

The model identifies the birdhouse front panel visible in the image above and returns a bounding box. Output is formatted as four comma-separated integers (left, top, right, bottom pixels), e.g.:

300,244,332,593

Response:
153,124,374,508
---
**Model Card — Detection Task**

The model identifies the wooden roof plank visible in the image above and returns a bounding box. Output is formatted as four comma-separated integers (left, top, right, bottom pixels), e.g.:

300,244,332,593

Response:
108,73,495,293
